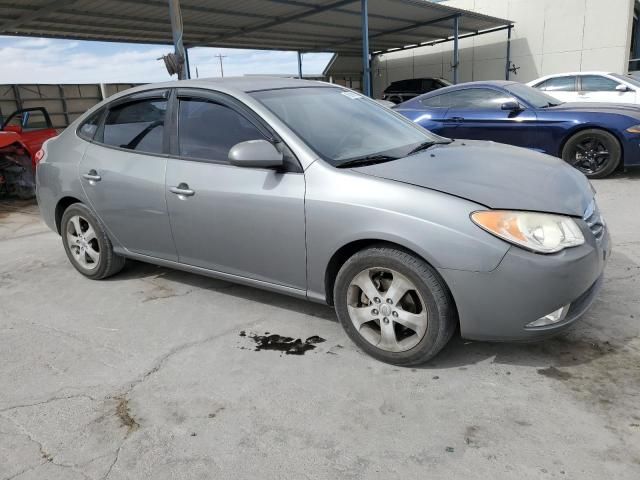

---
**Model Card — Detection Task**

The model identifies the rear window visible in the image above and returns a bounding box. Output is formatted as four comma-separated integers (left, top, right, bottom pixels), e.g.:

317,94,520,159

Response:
101,98,167,154
536,76,577,92
78,109,103,141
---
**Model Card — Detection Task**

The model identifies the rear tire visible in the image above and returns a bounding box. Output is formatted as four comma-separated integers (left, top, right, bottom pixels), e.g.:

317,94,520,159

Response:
561,129,621,178
61,203,125,280
333,246,457,366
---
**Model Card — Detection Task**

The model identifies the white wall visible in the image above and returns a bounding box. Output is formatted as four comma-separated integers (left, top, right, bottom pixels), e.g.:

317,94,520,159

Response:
372,0,635,97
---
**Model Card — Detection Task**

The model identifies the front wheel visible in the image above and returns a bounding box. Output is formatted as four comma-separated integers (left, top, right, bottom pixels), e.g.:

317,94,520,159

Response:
333,247,457,366
561,129,621,178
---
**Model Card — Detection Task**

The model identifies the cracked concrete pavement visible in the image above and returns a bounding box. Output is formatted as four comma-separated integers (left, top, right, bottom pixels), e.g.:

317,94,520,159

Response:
0,172,639,479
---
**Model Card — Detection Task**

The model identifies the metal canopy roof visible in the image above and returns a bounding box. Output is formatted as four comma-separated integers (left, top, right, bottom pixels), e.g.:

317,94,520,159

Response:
0,0,511,56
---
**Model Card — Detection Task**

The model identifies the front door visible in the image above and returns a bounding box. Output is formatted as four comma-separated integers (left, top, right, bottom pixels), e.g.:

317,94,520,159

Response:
165,90,306,290
443,88,539,148
578,75,638,104
79,91,177,261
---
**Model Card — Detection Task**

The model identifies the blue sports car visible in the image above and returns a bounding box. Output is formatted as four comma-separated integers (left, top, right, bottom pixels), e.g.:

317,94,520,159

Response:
394,80,640,178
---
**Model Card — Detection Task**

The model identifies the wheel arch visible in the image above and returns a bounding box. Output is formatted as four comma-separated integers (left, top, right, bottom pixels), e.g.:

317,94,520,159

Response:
558,124,624,161
323,238,457,313
55,196,83,234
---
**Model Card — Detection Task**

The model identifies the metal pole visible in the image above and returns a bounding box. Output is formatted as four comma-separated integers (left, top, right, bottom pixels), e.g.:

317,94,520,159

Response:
361,0,371,96
168,0,187,80
297,51,303,79
184,46,191,79
505,25,513,80
453,15,459,84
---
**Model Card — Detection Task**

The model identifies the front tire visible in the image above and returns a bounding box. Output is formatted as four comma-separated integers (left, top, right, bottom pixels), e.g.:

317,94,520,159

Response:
333,246,457,366
561,129,621,178
61,203,125,280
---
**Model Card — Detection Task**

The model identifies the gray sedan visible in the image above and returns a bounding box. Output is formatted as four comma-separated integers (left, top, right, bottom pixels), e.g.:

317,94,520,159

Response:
36,78,610,365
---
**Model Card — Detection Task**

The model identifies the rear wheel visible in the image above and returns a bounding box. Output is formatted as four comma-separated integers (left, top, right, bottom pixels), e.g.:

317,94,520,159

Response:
61,203,125,279
561,129,621,178
333,247,457,366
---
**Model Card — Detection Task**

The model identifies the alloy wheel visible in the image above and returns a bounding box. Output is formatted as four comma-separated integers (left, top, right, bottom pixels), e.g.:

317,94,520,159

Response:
569,137,610,175
346,267,428,352
66,215,100,271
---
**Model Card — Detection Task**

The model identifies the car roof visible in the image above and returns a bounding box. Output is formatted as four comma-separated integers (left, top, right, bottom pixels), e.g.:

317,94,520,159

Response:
104,76,335,100
416,80,517,97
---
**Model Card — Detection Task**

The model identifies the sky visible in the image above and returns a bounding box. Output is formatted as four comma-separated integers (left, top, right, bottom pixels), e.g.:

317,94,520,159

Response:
0,36,333,84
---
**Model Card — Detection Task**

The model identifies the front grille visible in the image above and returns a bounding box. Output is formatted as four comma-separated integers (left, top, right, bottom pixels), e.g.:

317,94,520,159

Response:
583,200,605,242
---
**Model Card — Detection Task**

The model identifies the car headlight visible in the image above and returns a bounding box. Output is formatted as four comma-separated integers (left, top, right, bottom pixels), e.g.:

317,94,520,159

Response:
471,210,584,254
626,124,640,134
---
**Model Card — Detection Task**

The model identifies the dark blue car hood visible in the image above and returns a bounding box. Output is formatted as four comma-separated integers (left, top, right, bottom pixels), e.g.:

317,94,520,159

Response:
549,101,640,118
354,140,593,217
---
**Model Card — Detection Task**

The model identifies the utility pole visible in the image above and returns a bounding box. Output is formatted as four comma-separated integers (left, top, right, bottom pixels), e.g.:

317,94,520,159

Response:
214,53,227,78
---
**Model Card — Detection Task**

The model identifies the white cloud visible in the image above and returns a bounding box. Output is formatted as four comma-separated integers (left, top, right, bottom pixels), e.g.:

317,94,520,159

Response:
0,36,332,84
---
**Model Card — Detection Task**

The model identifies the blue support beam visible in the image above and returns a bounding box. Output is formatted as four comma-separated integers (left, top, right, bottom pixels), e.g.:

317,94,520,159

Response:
297,51,303,78
452,14,459,84
361,0,371,97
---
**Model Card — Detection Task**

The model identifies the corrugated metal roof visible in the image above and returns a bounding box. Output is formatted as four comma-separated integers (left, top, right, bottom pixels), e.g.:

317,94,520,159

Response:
0,0,512,55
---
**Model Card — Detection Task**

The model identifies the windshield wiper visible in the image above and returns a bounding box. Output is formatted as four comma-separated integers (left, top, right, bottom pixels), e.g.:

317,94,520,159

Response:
336,154,398,168
406,139,452,156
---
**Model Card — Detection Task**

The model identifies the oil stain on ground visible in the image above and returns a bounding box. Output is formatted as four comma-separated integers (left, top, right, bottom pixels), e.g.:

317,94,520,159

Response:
240,331,326,355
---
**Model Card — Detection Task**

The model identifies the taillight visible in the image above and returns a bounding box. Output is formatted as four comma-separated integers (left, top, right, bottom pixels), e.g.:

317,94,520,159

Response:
34,148,45,164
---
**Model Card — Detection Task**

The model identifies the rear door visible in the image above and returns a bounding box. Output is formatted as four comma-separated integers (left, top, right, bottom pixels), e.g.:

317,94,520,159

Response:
164,89,306,290
579,75,637,104
442,88,539,148
79,90,178,260
535,75,578,103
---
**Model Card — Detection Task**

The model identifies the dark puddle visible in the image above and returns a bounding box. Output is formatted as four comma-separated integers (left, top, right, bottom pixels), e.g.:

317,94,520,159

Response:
241,331,326,355
537,366,573,380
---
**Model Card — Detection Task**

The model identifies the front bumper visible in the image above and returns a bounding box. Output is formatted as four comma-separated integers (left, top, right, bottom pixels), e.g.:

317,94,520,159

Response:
439,224,610,342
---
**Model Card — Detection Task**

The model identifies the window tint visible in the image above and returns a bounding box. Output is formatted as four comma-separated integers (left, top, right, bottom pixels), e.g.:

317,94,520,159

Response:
581,75,620,92
537,76,577,92
102,98,166,154
178,98,265,162
422,88,514,109
78,109,103,140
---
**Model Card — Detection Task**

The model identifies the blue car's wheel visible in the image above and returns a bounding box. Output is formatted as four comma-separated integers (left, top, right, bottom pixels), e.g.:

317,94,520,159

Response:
562,129,621,179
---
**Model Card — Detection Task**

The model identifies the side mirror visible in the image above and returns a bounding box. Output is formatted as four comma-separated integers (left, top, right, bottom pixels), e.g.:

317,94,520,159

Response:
228,139,284,169
501,100,521,111
3,124,22,134
615,84,630,92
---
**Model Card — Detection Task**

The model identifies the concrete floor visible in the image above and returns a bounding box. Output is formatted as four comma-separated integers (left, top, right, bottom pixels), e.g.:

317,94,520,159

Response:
0,173,639,480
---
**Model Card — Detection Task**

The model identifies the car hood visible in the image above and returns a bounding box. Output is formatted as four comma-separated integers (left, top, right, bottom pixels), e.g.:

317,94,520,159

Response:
548,101,640,118
353,140,593,217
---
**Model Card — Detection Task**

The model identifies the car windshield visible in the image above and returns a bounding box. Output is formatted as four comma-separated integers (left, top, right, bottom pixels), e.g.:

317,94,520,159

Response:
610,73,640,88
504,82,562,108
250,87,443,166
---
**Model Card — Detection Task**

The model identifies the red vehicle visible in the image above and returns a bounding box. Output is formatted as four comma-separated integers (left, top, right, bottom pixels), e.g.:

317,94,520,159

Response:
0,107,57,198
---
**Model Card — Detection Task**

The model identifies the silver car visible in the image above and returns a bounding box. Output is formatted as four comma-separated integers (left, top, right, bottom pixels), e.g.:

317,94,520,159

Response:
36,78,610,365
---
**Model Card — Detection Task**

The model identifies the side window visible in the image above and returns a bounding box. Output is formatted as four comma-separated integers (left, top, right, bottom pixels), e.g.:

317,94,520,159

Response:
421,93,450,107
580,75,620,92
78,109,103,141
102,98,167,154
177,98,266,162
3,109,49,131
421,79,436,91
447,88,515,109
537,76,577,92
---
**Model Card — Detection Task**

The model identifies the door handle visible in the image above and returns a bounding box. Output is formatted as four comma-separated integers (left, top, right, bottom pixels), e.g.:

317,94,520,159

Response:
82,169,101,182
447,116,464,122
169,183,195,197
